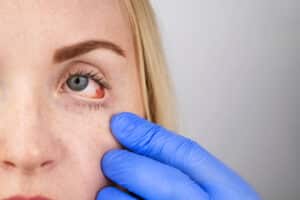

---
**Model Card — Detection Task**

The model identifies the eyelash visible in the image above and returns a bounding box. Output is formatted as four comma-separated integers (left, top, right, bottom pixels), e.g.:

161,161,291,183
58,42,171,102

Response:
63,68,111,111
67,69,111,90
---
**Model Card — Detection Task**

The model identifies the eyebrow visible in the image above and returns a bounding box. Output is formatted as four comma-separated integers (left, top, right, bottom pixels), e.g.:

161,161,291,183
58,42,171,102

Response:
53,40,125,64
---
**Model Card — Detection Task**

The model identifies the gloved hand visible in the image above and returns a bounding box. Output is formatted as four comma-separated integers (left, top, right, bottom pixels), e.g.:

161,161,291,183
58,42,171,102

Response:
97,112,261,200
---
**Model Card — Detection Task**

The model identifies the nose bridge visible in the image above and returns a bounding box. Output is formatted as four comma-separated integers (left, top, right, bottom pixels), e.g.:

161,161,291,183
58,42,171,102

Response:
0,74,61,173
14,86,41,130
8,73,42,133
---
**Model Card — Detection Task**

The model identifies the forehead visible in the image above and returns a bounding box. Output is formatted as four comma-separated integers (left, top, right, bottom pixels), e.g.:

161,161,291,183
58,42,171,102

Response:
0,0,132,60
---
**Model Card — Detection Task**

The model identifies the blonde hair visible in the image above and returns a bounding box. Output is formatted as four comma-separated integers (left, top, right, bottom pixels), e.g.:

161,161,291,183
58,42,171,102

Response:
120,0,178,131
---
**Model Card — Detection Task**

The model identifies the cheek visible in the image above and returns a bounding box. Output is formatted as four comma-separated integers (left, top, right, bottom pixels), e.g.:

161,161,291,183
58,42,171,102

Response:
45,63,144,198
47,104,122,197
70,115,121,172
68,125,120,192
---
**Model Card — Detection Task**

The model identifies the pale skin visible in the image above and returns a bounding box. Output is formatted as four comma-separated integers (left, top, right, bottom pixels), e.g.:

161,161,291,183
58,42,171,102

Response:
0,0,144,199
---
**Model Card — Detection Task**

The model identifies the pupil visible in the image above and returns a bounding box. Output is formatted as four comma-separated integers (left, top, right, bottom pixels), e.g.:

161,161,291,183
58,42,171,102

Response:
67,75,89,91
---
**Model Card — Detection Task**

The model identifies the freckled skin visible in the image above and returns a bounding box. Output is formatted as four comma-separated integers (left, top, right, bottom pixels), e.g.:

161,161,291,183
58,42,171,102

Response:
0,0,144,199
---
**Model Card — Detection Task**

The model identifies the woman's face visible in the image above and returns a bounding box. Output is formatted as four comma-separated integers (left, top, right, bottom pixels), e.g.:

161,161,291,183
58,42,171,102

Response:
0,0,144,199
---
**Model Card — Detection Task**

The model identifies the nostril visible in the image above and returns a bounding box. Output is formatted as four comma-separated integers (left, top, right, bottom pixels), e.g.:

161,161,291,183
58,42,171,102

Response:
40,160,54,168
3,160,16,168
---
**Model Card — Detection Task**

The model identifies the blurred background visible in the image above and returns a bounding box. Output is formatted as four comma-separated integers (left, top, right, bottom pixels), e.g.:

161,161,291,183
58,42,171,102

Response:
150,0,299,199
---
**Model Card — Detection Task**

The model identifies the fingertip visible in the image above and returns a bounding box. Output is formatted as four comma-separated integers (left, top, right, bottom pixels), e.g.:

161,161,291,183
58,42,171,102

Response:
110,112,132,128
111,112,130,123
100,149,127,176
96,186,136,200
111,112,138,123
101,149,118,168
110,112,142,137
96,186,115,200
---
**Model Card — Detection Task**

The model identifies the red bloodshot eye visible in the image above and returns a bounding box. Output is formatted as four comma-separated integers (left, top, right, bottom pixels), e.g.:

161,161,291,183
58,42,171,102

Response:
93,87,105,99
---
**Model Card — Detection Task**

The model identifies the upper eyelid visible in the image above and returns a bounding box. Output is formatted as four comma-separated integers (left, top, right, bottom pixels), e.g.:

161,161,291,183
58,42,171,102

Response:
68,70,112,89
59,60,101,81
55,61,95,92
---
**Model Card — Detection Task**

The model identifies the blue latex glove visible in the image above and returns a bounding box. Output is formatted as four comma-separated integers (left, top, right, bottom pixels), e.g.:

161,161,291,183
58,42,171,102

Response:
97,112,261,200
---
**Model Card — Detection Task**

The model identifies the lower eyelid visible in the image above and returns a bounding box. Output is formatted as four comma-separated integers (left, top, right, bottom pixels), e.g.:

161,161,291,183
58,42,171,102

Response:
68,91,105,102
57,89,107,111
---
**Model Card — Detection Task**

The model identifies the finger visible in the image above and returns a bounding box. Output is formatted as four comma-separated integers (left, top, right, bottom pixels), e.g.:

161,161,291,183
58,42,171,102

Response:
96,186,138,200
110,112,253,192
101,149,209,200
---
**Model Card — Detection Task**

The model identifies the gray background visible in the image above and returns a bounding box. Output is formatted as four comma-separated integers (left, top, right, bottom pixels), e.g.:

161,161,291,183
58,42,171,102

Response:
150,1,299,199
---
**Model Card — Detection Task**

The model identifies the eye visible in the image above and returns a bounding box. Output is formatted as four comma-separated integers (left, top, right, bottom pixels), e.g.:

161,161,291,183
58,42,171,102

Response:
62,69,111,100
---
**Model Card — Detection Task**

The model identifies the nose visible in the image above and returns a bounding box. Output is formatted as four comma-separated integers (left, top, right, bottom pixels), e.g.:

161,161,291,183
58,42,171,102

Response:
1,146,55,172
0,88,63,174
